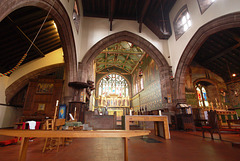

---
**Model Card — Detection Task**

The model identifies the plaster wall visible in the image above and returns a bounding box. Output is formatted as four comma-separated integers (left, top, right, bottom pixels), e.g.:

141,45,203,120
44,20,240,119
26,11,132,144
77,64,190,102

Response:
0,105,22,128
79,17,170,64
168,0,240,76
0,77,8,104
6,48,64,88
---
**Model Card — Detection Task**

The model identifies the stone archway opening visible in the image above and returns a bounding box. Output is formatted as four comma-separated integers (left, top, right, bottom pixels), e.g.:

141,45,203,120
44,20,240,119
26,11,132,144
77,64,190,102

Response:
0,0,78,104
80,31,173,113
174,12,240,106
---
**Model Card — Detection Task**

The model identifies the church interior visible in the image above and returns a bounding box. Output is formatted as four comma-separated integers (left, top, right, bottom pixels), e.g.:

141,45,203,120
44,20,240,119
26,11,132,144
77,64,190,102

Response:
0,0,240,161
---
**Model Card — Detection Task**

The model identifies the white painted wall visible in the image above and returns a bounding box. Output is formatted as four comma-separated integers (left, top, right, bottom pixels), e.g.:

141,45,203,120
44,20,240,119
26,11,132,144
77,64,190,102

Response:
0,76,8,104
0,105,22,128
79,17,171,64
168,0,240,76
6,48,64,88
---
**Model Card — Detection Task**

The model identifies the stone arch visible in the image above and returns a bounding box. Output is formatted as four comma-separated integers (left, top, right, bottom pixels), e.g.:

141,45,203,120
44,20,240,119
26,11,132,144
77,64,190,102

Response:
174,12,240,104
0,0,77,103
80,31,173,110
193,78,218,88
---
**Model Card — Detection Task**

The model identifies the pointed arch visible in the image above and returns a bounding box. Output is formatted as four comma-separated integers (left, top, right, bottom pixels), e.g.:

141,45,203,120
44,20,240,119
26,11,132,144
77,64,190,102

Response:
80,31,173,110
0,0,78,102
174,12,240,103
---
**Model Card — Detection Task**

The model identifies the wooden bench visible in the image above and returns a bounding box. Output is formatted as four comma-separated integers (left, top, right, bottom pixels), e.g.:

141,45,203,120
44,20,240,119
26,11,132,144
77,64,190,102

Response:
0,129,150,161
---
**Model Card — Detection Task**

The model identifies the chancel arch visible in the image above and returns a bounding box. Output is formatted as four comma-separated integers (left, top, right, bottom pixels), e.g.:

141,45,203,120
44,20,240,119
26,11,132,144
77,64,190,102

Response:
81,31,173,111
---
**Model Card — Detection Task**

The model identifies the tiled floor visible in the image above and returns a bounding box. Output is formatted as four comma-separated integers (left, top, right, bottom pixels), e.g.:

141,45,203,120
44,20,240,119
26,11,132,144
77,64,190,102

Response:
0,130,240,161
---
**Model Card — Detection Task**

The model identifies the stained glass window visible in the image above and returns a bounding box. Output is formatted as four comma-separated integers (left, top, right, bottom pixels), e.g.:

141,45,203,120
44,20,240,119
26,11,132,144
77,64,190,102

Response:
99,73,129,97
202,87,209,107
196,84,209,107
196,87,203,107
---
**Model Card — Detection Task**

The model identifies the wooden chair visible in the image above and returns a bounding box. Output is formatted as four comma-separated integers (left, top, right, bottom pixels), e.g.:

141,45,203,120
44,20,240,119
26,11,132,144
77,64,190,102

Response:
201,110,222,140
42,119,66,152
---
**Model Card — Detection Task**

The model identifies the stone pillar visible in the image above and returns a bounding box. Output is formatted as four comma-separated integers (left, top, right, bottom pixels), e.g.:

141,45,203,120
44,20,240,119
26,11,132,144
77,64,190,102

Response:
159,66,174,112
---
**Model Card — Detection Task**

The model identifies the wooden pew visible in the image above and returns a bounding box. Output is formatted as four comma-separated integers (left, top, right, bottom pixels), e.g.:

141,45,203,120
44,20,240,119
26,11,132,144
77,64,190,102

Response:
0,129,150,161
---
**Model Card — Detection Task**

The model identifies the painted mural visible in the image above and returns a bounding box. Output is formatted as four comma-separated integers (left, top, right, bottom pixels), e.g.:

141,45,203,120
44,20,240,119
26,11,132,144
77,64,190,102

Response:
228,82,240,108
131,55,162,112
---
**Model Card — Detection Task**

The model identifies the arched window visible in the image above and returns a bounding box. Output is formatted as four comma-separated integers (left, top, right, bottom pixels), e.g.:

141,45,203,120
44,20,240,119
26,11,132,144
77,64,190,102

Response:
133,73,144,96
173,5,192,40
99,73,129,97
197,0,216,14
196,84,209,107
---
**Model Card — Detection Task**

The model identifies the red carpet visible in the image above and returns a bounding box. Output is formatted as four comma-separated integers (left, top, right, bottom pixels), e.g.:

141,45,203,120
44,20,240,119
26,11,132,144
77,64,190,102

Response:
0,137,18,146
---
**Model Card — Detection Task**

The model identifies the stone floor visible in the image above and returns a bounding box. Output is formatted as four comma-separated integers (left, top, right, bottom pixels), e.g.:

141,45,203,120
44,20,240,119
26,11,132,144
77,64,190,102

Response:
0,130,240,161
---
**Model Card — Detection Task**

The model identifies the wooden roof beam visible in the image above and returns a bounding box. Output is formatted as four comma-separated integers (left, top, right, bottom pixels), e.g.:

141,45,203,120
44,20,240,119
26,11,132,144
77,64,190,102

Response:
226,30,240,42
7,16,45,57
101,51,143,54
202,42,240,65
109,0,115,31
138,0,150,33
96,61,133,66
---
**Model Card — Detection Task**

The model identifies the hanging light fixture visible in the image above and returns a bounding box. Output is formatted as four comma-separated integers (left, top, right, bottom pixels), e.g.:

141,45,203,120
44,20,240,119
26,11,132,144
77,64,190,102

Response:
138,61,143,77
139,68,143,77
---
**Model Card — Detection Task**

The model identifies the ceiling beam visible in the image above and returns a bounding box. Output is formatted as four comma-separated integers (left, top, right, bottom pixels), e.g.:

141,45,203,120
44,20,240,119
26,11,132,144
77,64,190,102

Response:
122,54,130,69
96,62,134,66
202,42,240,65
97,71,130,75
109,0,115,31
105,52,108,68
138,0,150,33
7,16,45,57
100,51,143,54
144,18,170,39
131,53,146,74
226,30,240,42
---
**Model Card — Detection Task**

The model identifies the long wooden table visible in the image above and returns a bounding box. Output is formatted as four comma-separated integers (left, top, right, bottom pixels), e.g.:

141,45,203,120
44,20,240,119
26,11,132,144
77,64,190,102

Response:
124,115,170,139
0,129,150,161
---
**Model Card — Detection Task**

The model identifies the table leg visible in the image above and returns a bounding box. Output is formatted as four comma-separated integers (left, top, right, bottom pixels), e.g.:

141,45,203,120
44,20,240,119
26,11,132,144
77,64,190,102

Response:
19,137,29,161
124,137,128,161
154,121,159,136
163,119,170,139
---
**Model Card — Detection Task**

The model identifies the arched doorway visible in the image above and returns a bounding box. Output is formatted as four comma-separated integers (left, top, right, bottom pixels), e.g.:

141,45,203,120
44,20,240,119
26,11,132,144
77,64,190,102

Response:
0,0,77,103
80,31,173,111
174,12,240,105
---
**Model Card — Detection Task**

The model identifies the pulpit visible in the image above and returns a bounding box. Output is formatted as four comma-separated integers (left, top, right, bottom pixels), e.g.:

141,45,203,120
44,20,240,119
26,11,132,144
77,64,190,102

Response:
68,81,94,123
67,101,86,123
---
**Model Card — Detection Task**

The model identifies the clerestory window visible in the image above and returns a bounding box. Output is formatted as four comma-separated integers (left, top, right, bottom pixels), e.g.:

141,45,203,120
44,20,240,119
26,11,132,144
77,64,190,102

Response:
173,5,192,40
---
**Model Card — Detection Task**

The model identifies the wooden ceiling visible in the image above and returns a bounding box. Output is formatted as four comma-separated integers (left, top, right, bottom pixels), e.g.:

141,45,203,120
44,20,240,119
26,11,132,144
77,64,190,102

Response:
0,2,239,83
82,0,176,39
193,28,240,82
95,41,145,74
0,6,61,75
